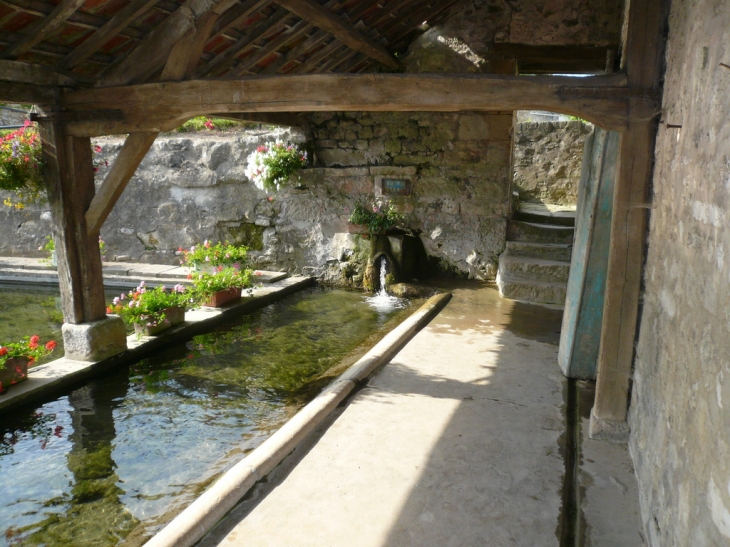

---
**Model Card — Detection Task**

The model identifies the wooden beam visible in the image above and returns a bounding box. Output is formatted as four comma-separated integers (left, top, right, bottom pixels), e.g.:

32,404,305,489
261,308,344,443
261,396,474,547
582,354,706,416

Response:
591,0,669,436
85,132,158,235
211,111,307,126
60,0,160,70
160,10,220,80
39,119,106,323
62,73,633,136
490,44,618,75
274,0,399,69
1,0,86,59
0,79,57,103
0,58,76,86
98,0,223,86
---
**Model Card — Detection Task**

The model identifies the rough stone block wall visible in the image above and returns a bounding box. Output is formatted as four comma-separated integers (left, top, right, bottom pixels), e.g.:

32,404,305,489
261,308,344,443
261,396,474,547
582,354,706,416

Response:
629,0,730,544
513,120,591,205
310,111,512,279
404,0,622,73
0,110,511,282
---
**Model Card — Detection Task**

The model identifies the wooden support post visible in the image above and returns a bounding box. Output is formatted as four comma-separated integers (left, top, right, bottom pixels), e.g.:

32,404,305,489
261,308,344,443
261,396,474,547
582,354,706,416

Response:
590,0,668,439
39,119,106,324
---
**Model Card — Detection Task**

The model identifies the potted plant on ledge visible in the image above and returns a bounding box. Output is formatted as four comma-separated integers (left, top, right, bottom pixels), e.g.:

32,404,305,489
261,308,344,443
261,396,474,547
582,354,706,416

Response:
348,202,403,237
180,240,249,273
107,282,189,336
0,336,56,394
190,267,254,308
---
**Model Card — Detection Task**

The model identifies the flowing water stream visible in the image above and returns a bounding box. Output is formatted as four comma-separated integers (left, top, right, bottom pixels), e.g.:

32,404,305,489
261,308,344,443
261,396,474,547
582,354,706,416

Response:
0,286,418,546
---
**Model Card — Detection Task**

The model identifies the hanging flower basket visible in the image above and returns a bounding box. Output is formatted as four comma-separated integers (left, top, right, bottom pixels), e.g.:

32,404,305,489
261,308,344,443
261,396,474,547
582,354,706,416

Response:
0,357,29,394
244,141,308,193
133,306,185,336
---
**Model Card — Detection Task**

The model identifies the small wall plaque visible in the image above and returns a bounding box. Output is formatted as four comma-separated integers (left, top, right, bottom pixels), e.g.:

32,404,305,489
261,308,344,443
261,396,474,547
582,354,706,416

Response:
381,178,412,196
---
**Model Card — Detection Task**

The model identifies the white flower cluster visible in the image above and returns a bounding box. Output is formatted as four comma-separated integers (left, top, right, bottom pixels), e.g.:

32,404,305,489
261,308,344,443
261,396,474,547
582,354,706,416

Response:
244,140,307,193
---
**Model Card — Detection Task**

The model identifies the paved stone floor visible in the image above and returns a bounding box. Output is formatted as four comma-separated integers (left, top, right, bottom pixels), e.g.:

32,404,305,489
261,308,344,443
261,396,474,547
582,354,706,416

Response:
198,281,643,547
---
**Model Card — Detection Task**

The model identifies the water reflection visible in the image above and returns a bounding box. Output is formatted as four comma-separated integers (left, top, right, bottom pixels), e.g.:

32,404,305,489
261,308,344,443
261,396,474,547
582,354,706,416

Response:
0,287,416,546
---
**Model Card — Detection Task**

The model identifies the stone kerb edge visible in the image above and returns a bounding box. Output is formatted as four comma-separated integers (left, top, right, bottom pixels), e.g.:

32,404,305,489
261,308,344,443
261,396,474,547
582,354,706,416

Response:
144,291,453,547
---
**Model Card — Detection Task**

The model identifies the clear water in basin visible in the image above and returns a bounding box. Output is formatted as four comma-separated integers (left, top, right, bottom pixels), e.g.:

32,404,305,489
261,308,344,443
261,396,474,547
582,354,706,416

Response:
0,286,418,546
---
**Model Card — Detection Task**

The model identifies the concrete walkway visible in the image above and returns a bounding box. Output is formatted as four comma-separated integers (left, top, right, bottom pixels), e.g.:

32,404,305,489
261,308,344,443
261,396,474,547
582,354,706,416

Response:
199,282,643,547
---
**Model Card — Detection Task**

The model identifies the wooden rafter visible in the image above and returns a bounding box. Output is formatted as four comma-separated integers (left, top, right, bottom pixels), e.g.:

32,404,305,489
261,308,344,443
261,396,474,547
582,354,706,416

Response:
60,0,160,70
1,0,86,59
198,8,290,77
99,0,232,86
258,28,328,74
61,73,636,137
274,0,399,69
231,18,312,76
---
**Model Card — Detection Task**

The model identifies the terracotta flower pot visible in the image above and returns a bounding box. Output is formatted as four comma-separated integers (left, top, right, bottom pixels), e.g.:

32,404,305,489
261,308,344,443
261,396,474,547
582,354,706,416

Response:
134,306,185,336
203,287,242,308
0,357,29,394
347,223,368,235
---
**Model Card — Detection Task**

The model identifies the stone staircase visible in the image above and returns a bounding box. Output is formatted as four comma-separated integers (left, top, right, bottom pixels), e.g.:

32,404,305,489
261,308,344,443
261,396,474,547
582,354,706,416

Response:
496,202,575,306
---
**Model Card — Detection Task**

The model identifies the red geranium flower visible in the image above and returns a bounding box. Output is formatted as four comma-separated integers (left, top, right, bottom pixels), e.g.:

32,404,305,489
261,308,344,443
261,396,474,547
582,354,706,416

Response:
45,340,57,351
0,347,6,356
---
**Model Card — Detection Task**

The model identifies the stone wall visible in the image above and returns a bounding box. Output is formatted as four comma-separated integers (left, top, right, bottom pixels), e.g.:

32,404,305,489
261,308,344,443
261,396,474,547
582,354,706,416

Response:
0,110,511,283
513,120,591,205
629,0,730,545
404,0,623,73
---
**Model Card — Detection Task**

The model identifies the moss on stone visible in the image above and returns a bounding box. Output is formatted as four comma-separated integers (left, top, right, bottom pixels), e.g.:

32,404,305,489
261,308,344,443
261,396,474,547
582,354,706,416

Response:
220,223,265,251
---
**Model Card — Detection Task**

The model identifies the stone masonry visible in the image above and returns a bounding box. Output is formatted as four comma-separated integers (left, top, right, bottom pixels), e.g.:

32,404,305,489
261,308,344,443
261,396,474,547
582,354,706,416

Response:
629,0,730,545
513,120,591,205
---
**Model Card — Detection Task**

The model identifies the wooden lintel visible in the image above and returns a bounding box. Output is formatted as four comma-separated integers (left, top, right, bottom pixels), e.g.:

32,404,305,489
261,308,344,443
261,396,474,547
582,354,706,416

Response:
1,0,86,59
63,73,631,136
274,0,399,70
85,132,158,235
0,79,57,104
211,112,307,127
0,58,76,86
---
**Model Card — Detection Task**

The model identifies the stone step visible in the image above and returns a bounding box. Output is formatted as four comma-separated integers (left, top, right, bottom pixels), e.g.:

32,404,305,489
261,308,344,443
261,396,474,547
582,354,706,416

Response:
505,241,573,262
498,254,570,283
507,220,575,244
514,202,576,227
496,274,567,306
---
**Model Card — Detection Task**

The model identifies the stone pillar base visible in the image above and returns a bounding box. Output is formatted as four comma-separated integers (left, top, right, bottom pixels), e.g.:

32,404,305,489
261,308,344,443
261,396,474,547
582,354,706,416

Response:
62,316,127,362
589,408,630,442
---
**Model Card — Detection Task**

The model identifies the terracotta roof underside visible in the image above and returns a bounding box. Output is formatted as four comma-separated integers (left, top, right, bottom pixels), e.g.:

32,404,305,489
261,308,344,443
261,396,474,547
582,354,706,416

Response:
0,0,467,83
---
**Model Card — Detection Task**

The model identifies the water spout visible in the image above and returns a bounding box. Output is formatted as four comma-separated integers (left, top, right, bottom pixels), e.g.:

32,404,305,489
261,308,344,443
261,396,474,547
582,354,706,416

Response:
366,256,406,312
377,256,389,297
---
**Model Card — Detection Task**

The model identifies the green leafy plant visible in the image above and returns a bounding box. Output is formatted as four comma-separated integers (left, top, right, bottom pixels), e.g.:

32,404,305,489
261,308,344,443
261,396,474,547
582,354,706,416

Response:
348,202,403,234
106,282,190,327
0,335,56,367
179,240,249,269
175,117,246,132
39,235,107,261
188,267,254,301
0,121,44,209
244,141,308,192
